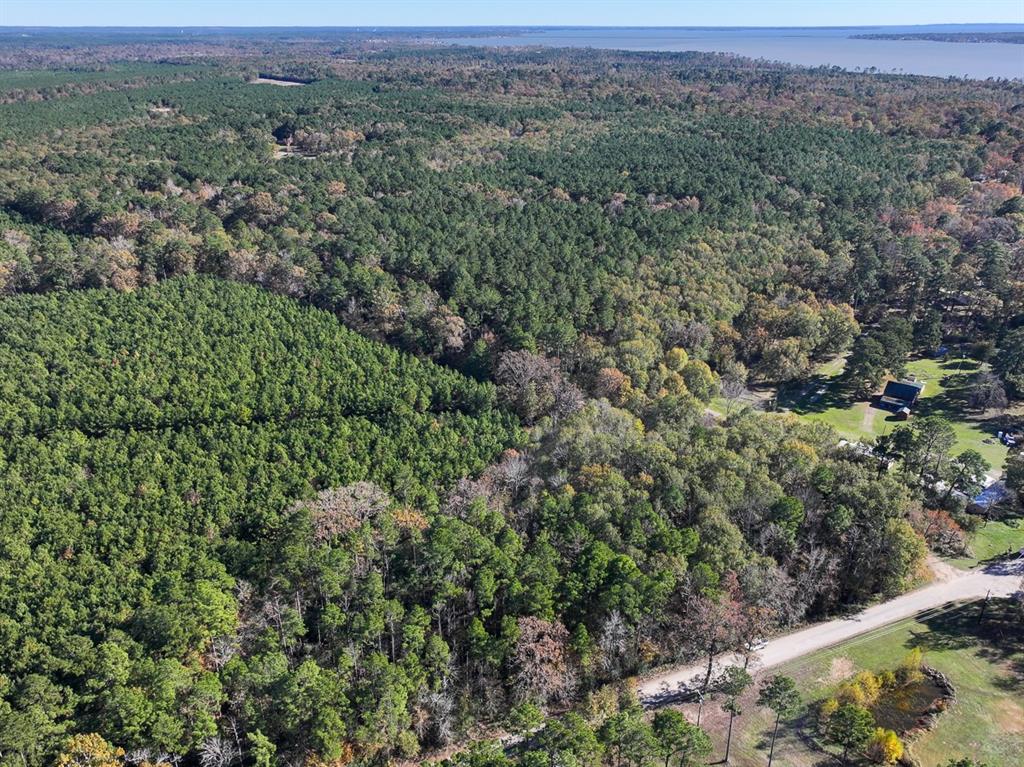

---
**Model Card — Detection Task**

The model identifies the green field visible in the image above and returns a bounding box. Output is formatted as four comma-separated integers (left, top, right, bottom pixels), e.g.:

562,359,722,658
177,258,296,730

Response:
779,356,1013,474
949,518,1024,569
689,600,1024,767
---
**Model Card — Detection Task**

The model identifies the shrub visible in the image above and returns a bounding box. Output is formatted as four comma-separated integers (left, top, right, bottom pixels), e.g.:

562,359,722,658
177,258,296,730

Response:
838,670,883,706
867,728,904,764
896,648,925,685
818,697,840,730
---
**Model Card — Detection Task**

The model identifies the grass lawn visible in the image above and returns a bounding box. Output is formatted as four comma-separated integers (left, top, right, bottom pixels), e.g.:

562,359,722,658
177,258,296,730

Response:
779,356,1014,474
683,600,1023,767
949,517,1024,569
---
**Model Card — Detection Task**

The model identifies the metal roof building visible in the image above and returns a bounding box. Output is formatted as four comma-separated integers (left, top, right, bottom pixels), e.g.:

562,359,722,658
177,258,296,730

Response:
879,379,925,409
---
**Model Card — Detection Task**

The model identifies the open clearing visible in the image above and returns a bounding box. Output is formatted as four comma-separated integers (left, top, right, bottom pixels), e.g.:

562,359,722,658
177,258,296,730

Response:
772,354,1024,570
950,518,1024,569
779,355,1016,474
670,600,1023,767
252,76,305,86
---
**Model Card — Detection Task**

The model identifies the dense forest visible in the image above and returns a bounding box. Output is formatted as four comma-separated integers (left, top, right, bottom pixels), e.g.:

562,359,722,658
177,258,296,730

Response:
0,278,517,762
1,278,927,767
0,28,1021,767
1,46,1022,392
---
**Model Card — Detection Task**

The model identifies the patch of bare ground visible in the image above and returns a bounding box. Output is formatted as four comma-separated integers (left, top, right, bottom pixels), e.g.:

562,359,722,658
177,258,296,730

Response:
742,384,779,408
859,401,877,431
272,144,316,161
821,656,855,684
995,699,1024,734
925,554,962,584
252,76,304,86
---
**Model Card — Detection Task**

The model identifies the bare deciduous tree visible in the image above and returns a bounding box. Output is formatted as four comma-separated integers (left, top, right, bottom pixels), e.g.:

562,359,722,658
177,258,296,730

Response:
553,379,586,419
199,737,239,767
598,610,632,678
296,481,391,543
495,350,562,423
967,371,1008,412
512,616,576,706
720,374,749,414
420,691,456,746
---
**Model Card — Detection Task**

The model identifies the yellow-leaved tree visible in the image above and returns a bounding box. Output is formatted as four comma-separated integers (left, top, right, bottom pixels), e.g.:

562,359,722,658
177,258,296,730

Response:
54,734,124,767
867,728,904,764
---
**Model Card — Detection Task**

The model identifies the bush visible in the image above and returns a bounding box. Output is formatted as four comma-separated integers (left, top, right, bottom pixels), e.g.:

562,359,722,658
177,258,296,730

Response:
818,697,840,730
838,671,883,706
896,648,925,686
867,728,904,764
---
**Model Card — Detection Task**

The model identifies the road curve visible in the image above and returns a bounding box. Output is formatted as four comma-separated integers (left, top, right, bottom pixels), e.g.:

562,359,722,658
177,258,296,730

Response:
638,557,1024,707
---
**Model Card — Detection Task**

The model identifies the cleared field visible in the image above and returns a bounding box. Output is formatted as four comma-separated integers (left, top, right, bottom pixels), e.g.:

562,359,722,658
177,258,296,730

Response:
684,600,1023,767
950,519,1024,569
780,356,1014,473
253,76,306,86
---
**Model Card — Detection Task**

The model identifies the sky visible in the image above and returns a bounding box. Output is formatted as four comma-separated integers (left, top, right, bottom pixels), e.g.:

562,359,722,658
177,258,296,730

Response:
1,0,1022,28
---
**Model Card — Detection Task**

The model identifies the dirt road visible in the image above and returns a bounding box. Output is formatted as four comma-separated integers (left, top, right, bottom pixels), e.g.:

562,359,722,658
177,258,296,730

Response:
638,557,1024,707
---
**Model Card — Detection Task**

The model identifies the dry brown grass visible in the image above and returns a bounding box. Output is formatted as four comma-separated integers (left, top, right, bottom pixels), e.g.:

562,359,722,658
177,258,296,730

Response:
253,76,304,87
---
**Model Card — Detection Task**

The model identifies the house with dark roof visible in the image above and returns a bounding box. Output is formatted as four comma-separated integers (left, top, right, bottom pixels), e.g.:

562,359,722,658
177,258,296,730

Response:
879,379,925,412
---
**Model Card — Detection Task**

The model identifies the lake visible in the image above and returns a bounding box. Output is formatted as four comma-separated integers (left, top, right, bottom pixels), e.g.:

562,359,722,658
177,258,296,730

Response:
444,26,1024,80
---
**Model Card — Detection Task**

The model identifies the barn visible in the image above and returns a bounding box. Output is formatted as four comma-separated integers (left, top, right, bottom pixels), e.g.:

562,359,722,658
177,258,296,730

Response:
879,380,925,411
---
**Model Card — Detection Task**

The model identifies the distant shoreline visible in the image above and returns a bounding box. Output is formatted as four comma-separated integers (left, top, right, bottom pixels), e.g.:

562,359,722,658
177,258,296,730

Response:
853,32,1024,44
440,26,1024,80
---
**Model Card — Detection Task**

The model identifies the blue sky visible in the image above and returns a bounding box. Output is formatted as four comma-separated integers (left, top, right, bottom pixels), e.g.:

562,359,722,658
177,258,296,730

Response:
2,0,1022,28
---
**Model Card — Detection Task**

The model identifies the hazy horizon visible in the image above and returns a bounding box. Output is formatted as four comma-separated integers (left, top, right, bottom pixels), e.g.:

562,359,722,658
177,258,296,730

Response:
2,0,1022,28
3,23,1023,30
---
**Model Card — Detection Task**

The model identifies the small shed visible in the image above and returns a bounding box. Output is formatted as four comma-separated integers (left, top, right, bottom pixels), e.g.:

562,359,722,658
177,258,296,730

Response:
880,380,925,410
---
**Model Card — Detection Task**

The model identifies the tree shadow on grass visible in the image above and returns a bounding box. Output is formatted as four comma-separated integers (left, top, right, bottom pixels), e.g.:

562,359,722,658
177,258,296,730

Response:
904,600,1024,679
777,376,862,416
915,391,967,418
912,384,1009,448
787,709,840,767
906,355,980,417
992,659,1024,694
938,359,981,374
914,367,978,412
